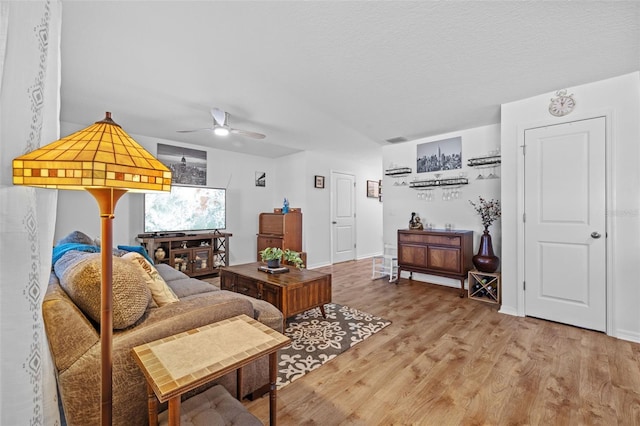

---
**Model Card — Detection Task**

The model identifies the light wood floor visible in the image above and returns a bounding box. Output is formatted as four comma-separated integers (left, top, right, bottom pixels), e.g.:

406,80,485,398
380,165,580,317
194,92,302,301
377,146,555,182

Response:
242,258,640,425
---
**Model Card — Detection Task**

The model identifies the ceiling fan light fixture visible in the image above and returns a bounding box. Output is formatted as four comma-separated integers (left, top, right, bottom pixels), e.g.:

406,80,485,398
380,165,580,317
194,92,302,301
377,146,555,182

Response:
214,126,230,136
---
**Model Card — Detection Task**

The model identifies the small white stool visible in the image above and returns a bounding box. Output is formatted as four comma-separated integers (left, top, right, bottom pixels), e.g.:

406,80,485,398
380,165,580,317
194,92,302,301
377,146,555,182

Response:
371,244,398,282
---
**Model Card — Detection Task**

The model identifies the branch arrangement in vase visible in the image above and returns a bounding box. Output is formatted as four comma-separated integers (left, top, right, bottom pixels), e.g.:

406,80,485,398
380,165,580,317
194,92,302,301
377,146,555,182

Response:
469,196,501,230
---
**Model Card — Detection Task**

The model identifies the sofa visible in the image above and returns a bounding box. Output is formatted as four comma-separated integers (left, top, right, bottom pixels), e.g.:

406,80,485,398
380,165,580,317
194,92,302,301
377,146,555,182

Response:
43,231,283,426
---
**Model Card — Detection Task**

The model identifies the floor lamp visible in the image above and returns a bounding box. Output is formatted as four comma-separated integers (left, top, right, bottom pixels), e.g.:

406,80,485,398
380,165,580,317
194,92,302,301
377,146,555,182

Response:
13,112,172,425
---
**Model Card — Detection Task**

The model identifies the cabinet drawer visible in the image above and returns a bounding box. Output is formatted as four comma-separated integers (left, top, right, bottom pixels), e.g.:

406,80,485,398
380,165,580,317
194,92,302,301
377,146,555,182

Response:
398,244,427,267
219,273,235,291
427,247,462,273
236,277,261,299
257,236,283,249
260,283,280,307
399,232,461,247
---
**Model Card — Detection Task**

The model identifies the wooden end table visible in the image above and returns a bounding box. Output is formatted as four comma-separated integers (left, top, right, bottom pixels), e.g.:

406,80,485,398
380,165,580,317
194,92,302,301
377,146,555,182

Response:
132,314,290,426
220,262,332,325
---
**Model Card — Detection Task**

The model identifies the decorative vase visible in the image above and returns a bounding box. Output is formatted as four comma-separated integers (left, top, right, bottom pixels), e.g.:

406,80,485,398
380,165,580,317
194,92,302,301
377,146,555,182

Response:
267,259,281,269
155,247,165,261
473,228,499,273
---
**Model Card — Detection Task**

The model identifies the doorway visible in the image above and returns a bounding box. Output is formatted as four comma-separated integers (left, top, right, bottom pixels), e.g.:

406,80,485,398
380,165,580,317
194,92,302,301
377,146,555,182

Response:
523,117,606,331
331,171,356,263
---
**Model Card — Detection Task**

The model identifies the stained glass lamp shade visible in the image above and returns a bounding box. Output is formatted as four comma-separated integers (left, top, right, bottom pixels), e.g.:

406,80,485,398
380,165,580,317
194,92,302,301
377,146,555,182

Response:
13,112,171,425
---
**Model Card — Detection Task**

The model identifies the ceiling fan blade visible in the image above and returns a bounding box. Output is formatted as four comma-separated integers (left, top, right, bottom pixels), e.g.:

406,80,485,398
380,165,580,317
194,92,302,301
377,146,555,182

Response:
210,108,227,126
230,128,266,139
176,128,214,133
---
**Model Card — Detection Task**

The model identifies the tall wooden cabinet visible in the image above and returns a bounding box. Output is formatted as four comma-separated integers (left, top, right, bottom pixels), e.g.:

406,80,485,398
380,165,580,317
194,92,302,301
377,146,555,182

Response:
397,229,473,297
257,209,302,260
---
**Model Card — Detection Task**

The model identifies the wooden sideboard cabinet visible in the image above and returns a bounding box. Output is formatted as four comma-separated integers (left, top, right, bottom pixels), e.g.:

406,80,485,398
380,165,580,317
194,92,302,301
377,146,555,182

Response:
257,209,302,260
397,229,474,297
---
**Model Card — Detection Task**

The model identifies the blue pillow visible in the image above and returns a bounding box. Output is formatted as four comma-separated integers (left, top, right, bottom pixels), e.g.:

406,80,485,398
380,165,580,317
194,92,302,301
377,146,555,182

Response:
117,245,154,264
52,243,100,265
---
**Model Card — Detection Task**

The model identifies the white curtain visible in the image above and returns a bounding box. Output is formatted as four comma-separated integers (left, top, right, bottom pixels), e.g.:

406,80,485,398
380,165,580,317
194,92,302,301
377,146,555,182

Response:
0,1,62,425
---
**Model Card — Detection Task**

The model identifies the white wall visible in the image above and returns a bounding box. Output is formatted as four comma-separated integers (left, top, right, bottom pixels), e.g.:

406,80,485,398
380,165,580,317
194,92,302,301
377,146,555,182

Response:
55,123,384,269
382,124,501,289
56,123,274,265
501,72,640,342
273,150,384,268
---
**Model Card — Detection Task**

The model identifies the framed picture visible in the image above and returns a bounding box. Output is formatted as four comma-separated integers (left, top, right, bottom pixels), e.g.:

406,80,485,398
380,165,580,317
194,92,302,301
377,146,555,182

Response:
367,180,379,198
157,143,207,186
416,136,462,173
255,171,266,187
314,175,325,189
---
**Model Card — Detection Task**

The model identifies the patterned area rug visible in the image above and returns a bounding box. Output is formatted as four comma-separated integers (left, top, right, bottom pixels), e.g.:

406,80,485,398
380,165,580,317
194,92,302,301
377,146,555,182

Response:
277,303,391,388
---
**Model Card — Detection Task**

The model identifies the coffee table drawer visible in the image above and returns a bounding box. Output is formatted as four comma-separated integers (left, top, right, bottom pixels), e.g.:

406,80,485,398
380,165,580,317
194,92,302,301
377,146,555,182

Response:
236,276,261,299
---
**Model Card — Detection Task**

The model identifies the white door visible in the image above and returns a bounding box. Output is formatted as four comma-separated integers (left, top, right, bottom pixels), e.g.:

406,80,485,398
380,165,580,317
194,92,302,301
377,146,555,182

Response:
331,171,356,263
524,117,606,331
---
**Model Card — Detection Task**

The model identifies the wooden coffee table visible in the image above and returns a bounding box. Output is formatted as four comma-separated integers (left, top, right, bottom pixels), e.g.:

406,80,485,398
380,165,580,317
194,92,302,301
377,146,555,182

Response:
220,262,332,322
132,314,290,426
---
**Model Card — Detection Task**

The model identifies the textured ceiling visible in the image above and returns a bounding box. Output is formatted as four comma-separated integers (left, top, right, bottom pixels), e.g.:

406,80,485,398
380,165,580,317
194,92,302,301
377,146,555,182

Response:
60,1,640,159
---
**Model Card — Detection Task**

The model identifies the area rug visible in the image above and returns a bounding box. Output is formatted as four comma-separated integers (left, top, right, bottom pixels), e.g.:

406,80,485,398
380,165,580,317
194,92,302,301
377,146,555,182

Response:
277,303,391,388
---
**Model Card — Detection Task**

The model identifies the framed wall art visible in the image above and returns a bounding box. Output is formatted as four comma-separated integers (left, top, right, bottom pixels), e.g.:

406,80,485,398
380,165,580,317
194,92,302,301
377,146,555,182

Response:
416,136,462,173
314,175,325,189
157,143,207,186
255,171,266,187
366,180,379,198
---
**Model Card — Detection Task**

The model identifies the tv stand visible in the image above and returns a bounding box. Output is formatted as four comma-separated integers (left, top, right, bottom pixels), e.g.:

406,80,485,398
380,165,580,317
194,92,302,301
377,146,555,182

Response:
136,232,232,278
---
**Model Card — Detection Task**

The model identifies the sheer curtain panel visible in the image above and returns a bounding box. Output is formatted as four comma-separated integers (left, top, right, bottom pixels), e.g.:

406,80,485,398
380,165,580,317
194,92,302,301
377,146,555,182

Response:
0,1,62,424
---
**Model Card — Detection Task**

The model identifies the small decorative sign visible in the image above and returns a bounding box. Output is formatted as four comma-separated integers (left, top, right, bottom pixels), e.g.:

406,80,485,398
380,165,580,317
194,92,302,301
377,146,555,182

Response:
314,175,325,189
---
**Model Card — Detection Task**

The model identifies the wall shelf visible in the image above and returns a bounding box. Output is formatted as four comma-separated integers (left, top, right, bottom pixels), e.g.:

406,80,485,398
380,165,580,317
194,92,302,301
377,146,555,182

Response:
384,167,412,176
467,155,501,167
409,177,468,188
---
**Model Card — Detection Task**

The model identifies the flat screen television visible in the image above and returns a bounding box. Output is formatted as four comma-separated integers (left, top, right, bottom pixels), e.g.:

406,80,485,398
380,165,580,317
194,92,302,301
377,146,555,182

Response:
144,185,226,233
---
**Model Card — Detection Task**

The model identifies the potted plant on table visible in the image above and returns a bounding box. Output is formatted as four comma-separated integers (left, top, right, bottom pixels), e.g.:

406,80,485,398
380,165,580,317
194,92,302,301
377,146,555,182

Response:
259,247,304,269
282,249,304,269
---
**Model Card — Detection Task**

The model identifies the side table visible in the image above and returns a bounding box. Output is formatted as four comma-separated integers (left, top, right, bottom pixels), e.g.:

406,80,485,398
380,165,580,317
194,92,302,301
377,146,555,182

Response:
132,314,290,426
468,270,501,305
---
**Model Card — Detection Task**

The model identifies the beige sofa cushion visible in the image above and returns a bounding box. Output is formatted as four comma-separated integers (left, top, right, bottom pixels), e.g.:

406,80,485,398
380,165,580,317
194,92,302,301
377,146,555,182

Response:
122,252,179,306
158,385,261,426
55,251,151,329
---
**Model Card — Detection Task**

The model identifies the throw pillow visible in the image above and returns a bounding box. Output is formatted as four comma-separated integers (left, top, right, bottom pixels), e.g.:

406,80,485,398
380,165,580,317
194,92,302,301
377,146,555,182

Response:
56,230,96,246
55,251,151,329
118,245,154,264
122,252,179,306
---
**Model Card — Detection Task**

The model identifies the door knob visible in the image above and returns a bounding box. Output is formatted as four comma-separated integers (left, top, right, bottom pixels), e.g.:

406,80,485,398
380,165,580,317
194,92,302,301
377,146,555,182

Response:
591,232,601,239
332,221,337,224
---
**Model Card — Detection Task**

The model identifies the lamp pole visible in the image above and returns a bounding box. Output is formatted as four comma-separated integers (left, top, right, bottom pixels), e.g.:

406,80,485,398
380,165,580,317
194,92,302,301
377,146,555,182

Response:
87,188,127,426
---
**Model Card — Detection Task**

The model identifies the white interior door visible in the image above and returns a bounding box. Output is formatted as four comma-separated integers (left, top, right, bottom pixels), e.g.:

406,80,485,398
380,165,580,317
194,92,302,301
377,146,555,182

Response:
331,171,356,263
524,117,606,332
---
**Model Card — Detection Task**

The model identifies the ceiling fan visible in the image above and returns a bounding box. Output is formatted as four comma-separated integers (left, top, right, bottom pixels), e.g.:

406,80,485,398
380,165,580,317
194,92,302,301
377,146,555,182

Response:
177,108,266,139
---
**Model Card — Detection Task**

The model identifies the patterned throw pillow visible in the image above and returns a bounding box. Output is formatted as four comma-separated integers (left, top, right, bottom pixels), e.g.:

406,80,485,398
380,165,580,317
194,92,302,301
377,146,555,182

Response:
55,251,151,329
122,252,179,306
